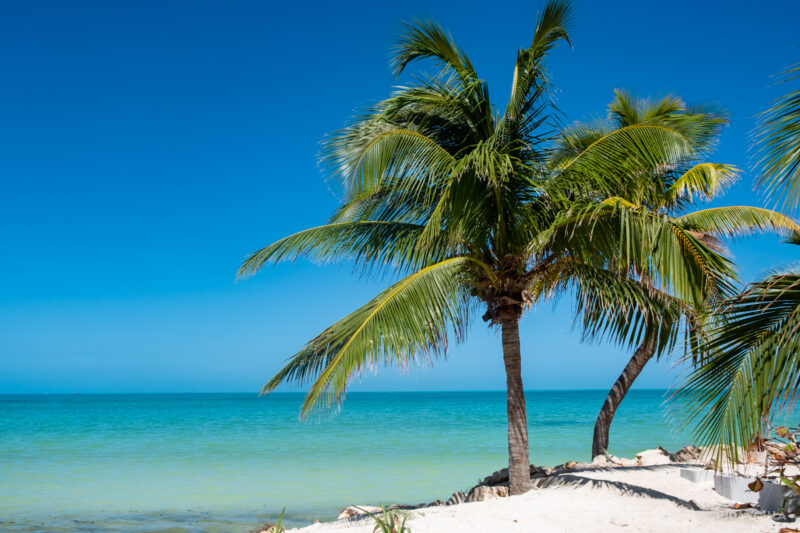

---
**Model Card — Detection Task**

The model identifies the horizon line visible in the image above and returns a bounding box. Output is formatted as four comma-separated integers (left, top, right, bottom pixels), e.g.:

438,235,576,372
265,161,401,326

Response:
0,388,671,395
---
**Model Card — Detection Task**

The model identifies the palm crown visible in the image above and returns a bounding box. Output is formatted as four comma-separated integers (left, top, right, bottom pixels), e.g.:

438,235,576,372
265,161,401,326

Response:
239,2,578,492
552,91,800,458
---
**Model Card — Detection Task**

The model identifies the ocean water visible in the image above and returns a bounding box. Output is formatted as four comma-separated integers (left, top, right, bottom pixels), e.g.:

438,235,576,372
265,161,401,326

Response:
1,391,688,532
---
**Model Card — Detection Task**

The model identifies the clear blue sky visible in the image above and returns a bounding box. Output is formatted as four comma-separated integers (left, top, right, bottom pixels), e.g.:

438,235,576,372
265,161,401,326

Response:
1,0,798,393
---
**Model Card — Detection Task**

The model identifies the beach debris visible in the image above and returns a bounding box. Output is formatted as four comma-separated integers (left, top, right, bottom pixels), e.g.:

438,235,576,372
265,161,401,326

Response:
592,453,637,467
635,447,675,466
732,502,752,509
748,478,765,492
589,445,708,469
673,446,702,462
479,464,547,487
337,505,382,520
778,529,800,533
591,454,616,467
251,524,282,533
466,485,509,502
446,492,466,505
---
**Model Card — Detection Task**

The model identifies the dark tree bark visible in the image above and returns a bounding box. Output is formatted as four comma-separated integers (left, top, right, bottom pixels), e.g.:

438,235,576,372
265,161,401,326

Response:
592,337,657,459
501,317,531,495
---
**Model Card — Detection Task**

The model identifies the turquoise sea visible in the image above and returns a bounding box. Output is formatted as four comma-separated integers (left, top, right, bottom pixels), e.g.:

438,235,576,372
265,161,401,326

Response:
1,391,688,532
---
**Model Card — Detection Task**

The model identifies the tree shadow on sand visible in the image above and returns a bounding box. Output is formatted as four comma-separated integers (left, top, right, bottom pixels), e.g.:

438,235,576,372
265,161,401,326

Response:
535,472,702,511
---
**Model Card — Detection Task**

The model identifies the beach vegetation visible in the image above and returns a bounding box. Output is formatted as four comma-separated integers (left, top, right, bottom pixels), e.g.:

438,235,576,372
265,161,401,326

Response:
250,506,286,533
366,506,411,533
673,63,800,460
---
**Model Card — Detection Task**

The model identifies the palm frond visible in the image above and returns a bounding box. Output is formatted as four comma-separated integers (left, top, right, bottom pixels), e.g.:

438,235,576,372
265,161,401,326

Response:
545,204,738,306
391,20,478,82
663,163,739,205
237,221,437,278
389,20,493,139
542,260,690,355
672,270,800,456
755,63,800,214
502,0,573,140
552,123,696,195
337,126,456,198
609,90,685,127
608,90,727,153
261,257,486,416
676,206,800,240
382,75,484,148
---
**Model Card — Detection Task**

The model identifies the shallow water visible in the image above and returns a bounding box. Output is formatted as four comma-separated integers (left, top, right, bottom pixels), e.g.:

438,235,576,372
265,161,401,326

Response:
1,391,688,531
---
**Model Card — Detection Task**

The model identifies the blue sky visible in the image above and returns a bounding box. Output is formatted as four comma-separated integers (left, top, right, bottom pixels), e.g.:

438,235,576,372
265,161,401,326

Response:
1,0,798,393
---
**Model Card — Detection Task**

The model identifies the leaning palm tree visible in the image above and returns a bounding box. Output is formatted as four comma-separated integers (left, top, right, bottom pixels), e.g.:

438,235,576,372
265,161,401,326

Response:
551,91,800,459
238,2,744,493
673,63,800,455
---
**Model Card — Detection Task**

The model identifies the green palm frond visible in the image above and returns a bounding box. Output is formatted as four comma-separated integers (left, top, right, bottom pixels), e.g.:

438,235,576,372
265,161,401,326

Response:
329,126,457,198
502,0,572,138
598,196,638,208
609,90,684,127
755,63,800,214
391,20,478,82
237,221,440,278
657,220,737,302
552,123,697,195
550,261,690,355
382,75,484,147
530,0,573,51
328,181,441,225
672,269,800,456
418,168,496,251
663,163,739,205
261,257,487,416
676,206,800,240
389,20,493,139
548,204,737,306
608,90,727,153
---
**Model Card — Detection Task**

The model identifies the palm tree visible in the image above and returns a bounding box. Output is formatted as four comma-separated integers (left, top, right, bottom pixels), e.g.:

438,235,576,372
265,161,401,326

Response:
237,2,752,494
550,91,800,459
239,2,575,494
673,64,800,455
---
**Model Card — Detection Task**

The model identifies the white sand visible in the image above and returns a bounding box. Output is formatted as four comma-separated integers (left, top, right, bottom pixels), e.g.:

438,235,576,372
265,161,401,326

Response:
289,464,784,533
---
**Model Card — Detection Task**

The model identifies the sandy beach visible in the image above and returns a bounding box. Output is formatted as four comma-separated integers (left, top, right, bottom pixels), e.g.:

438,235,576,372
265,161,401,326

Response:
289,463,784,533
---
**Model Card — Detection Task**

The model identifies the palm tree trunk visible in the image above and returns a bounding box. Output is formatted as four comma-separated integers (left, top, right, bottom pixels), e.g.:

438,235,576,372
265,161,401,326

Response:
592,337,657,459
501,317,531,495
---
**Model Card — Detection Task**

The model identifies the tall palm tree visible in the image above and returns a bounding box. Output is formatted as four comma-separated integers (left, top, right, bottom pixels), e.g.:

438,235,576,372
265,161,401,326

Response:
551,91,800,459
238,2,747,493
239,2,576,494
673,64,800,455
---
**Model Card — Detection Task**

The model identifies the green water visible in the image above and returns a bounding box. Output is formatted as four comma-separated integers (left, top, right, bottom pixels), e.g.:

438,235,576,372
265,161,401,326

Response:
0,391,687,531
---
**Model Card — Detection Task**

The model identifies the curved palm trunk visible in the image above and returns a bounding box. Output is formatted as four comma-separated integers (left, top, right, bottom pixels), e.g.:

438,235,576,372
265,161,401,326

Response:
501,317,531,494
591,337,657,459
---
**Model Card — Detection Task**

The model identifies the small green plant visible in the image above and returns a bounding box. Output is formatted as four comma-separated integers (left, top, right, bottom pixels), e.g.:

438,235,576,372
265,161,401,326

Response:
368,505,411,533
249,507,286,533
